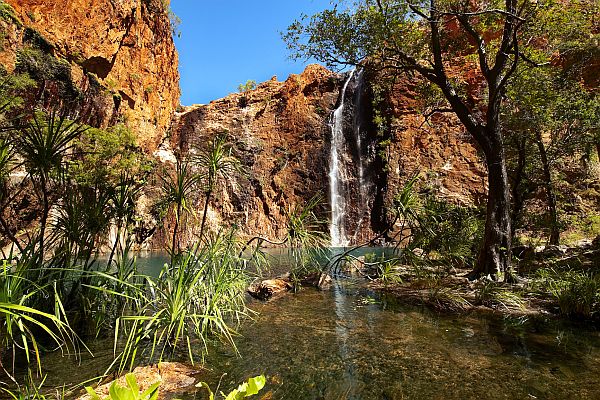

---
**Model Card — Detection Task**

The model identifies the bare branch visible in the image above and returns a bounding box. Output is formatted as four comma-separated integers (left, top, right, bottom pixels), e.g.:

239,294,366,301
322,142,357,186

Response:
456,14,491,77
419,107,454,128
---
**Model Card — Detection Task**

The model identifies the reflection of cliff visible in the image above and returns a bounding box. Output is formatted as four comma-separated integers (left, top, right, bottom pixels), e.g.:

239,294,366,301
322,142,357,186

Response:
0,0,180,151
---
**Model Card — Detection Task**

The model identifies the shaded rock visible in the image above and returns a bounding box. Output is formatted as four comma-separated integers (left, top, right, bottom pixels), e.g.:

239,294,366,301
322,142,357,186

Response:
513,245,535,260
299,272,332,289
593,235,600,248
248,278,292,300
537,245,569,257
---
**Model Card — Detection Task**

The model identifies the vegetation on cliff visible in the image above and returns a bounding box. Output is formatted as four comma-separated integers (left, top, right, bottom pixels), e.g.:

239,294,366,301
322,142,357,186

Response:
0,0,598,397
284,0,599,280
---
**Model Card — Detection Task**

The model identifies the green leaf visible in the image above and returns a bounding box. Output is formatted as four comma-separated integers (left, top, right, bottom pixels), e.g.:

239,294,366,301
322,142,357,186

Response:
140,382,161,400
85,386,102,400
125,373,139,395
243,375,266,397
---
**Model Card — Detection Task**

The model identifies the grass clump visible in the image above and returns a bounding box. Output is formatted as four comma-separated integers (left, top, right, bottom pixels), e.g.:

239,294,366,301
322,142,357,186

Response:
476,281,527,311
534,268,600,318
115,230,258,371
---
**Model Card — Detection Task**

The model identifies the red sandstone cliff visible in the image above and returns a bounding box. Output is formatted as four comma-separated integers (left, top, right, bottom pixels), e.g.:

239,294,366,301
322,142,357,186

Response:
167,65,486,245
0,0,180,151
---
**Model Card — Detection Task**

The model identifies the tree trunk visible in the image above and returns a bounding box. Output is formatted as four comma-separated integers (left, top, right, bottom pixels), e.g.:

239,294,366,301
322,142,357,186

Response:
535,132,559,245
510,137,528,241
38,175,49,264
471,142,513,281
171,203,181,257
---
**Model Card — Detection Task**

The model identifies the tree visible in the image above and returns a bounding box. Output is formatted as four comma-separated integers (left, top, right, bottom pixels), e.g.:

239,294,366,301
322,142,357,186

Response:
13,112,87,262
284,0,596,280
158,159,199,256
238,80,257,93
193,135,240,239
505,66,599,245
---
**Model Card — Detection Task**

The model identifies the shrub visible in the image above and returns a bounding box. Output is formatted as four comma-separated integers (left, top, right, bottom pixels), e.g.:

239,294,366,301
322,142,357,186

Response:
535,268,600,318
238,80,257,93
413,196,484,268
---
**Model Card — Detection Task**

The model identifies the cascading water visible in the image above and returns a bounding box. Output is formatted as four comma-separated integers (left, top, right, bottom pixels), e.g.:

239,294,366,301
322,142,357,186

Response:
329,68,376,247
329,70,355,247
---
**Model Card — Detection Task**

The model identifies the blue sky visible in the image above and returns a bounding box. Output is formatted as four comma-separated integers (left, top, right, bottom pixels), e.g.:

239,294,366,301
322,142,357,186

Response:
171,0,332,105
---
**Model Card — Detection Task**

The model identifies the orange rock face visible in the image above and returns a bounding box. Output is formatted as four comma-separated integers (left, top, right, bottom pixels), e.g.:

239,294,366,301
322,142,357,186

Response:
1,0,180,151
165,64,339,245
166,64,486,247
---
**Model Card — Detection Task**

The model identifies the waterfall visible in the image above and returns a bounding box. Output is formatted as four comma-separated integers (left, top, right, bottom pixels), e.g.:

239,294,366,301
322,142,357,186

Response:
329,68,373,247
329,70,355,247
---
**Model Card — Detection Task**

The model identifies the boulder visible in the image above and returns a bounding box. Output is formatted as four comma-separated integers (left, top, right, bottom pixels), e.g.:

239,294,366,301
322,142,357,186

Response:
247,278,292,300
77,362,201,400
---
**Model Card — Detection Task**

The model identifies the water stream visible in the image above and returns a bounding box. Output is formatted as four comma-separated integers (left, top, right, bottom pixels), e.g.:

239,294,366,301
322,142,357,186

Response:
37,253,600,400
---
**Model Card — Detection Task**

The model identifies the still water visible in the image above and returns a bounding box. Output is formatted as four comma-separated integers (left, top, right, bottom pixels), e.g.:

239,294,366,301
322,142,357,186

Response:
40,252,600,399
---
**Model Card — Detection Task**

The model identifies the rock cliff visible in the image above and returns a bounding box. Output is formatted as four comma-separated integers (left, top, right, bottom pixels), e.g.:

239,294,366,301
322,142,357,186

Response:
164,65,339,243
0,0,487,247
0,0,179,150
168,65,486,245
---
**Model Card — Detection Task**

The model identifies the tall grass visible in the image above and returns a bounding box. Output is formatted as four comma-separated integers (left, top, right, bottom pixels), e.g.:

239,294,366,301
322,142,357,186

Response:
0,249,79,379
534,268,600,318
114,230,256,371
284,194,329,286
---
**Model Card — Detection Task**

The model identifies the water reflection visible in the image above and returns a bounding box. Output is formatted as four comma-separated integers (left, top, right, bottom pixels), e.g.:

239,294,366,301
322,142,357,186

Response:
37,251,600,399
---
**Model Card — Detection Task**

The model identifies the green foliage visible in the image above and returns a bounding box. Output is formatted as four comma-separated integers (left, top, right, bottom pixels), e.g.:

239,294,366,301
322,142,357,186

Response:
0,1,22,26
114,231,255,370
376,259,402,286
237,80,257,93
414,197,484,268
14,112,87,182
70,124,152,187
428,287,471,311
0,251,78,377
197,375,266,400
193,135,241,237
285,193,329,281
16,47,80,101
1,372,49,400
533,268,600,318
0,70,36,117
476,281,526,311
85,373,159,400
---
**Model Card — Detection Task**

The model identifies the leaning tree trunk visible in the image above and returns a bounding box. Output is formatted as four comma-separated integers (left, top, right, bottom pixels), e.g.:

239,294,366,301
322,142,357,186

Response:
471,134,513,281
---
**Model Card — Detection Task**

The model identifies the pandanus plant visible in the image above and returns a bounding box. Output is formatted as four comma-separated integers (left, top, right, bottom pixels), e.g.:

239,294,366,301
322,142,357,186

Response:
158,159,199,257
13,112,87,263
194,135,240,239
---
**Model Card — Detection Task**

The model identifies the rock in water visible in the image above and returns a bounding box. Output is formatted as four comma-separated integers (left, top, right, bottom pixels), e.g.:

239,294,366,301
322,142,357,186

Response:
248,279,293,300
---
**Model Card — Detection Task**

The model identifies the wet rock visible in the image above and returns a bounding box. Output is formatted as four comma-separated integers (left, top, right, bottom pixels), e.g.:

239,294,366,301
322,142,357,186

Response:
248,278,292,300
77,362,201,400
299,272,332,289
